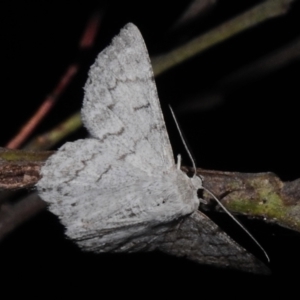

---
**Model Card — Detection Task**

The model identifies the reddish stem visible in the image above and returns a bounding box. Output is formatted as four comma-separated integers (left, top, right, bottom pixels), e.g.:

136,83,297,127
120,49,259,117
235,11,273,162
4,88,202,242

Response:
6,11,102,149
6,64,78,149
80,12,102,49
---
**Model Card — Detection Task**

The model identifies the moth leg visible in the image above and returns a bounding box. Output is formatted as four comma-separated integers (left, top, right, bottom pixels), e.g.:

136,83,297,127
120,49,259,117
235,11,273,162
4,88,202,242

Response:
199,198,208,204
176,154,182,170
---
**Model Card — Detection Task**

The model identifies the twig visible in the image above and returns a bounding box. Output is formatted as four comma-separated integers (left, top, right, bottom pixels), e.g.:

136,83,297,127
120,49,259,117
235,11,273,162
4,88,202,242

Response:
192,168,300,232
0,148,53,190
1,150,300,234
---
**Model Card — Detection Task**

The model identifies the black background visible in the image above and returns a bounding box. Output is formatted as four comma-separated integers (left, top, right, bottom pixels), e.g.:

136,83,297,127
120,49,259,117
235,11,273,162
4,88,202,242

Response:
1,0,300,297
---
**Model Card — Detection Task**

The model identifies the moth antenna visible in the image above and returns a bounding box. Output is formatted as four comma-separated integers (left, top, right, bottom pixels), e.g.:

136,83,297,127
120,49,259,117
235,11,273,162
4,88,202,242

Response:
169,105,197,177
202,186,270,263
169,106,269,263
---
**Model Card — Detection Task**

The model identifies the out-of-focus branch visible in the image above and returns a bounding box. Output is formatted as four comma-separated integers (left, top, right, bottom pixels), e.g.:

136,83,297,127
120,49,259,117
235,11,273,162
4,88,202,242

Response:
5,12,102,149
172,0,217,29
177,36,300,113
219,37,300,88
5,64,79,150
0,192,47,242
17,1,297,150
152,0,295,76
24,112,81,151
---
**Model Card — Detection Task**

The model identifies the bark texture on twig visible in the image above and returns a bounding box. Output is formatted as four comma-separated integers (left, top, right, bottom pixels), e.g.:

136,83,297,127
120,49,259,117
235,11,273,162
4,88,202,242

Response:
190,168,300,232
0,148,53,190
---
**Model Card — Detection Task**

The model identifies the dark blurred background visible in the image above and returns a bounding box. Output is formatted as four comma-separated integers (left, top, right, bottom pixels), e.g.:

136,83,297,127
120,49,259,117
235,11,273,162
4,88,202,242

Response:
1,0,300,296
